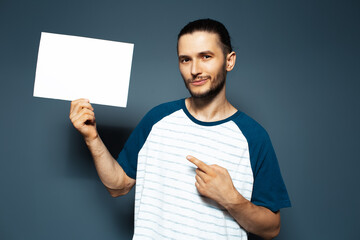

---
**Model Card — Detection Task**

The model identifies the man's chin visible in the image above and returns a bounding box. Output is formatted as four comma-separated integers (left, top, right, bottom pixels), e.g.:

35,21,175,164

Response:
188,85,224,99
189,90,212,99
185,78,225,100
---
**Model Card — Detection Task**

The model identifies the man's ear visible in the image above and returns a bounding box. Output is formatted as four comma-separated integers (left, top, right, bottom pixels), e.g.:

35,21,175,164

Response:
226,51,236,72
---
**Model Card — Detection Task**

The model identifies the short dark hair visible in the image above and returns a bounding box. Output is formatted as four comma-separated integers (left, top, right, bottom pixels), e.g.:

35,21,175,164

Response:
178,18,233,54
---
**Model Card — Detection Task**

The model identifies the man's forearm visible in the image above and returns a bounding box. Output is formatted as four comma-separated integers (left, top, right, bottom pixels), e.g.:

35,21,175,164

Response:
186,155,281,239
85,135,134,195
223,191,280,239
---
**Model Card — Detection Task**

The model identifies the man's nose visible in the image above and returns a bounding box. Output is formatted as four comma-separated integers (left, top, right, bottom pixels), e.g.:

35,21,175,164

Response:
191,60,202,76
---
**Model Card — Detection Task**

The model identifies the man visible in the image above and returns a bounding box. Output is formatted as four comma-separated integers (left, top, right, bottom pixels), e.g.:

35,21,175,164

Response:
70,19,291,240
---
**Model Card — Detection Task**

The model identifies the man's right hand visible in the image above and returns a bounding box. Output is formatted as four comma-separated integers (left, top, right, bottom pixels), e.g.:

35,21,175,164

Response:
69,99,98,142
69,98,135,197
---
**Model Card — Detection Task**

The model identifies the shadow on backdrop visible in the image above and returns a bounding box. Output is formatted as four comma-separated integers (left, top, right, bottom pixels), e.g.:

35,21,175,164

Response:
67,124,135,236
66,124,133,179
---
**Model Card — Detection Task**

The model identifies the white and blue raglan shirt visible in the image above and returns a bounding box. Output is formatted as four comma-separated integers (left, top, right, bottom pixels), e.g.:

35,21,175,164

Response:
117,99,291,240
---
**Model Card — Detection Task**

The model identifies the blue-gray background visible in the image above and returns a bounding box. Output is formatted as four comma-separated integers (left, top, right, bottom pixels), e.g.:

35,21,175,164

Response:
1,0,359,239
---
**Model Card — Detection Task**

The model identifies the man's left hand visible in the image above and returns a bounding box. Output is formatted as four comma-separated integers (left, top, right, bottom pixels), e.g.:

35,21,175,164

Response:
186,155,240,207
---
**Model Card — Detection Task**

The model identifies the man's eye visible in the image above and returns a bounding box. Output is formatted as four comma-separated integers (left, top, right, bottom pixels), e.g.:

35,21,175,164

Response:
181,58,190,63
203,55,211,59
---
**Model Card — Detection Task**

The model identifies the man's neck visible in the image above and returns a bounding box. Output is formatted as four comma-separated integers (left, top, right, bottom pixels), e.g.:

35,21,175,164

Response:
185,89,237,122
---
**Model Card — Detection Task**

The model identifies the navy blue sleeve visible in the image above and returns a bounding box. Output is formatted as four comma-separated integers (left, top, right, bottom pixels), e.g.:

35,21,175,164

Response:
234,113,291,212
116,99,184,179
116,114,151,179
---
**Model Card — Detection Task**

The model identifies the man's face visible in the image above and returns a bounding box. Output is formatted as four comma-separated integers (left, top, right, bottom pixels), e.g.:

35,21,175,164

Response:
178,31,228,99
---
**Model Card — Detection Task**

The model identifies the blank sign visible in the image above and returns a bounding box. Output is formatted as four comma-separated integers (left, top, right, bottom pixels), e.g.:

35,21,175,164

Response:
33,32,134,107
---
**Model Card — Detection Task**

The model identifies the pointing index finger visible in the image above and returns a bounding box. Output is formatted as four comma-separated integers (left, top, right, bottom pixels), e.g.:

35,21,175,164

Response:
186,155,211,173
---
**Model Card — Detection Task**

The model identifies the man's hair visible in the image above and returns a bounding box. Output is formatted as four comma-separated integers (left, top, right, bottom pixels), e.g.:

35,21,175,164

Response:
178,18,233,54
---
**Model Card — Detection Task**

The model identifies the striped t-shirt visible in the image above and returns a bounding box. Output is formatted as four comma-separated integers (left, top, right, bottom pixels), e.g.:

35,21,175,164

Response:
117,99,291,240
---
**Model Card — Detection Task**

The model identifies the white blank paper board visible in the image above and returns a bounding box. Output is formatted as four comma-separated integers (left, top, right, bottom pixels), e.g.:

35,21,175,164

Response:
33,32,134,107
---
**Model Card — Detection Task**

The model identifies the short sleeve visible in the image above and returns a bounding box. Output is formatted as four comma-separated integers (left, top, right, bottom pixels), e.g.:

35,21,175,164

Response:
233,113,291,212
116,99,184,179
116,114,152,179
249,133,291,212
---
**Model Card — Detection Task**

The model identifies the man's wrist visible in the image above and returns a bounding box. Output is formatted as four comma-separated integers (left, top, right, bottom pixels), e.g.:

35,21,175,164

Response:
84,133,100,146
222,189,248,212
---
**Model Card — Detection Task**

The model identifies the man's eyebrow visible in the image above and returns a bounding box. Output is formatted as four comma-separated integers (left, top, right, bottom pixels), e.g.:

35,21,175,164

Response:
178,55,189,59
178,51,215,59
198,50,215,55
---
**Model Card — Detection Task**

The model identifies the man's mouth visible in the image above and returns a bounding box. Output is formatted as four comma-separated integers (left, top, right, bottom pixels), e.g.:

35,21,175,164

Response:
190,77,209,86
